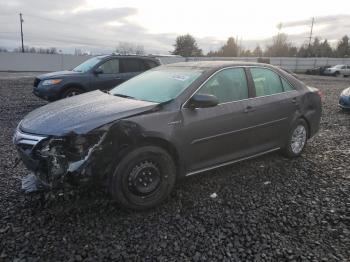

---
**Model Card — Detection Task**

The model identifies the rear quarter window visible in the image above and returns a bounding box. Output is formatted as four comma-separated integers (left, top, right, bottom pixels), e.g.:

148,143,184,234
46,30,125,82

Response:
281,78,295,91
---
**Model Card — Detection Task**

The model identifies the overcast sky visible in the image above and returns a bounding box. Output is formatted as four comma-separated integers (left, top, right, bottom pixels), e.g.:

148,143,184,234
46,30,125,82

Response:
0,0,350,54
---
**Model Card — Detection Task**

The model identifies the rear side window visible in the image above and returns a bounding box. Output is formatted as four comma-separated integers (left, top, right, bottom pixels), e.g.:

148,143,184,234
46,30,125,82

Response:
98,59,119,74
121,59,146,73
144,60,159,69
250,68,283,96
197,68,248,103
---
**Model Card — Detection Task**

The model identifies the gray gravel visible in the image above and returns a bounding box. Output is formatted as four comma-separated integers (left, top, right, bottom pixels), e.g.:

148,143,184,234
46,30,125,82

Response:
0,74,349,261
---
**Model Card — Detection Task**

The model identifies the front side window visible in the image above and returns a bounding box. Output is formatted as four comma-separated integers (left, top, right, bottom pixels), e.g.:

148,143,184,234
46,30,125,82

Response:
73,57,102,73
250,68,283,96
110,68,202,103
98,59,119,74
197,68,248,103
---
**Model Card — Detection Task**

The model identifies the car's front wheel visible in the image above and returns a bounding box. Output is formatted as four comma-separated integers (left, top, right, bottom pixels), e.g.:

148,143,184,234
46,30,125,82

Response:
61,87,83,98
283,119,308,158
109,146,176,210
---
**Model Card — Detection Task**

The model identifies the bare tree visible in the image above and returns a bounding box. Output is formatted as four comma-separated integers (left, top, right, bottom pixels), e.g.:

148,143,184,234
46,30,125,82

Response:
265,33,297,57
115,42,145,55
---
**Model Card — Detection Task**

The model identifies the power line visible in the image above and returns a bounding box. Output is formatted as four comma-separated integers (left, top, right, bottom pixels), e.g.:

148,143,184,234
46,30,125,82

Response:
25,14,84,28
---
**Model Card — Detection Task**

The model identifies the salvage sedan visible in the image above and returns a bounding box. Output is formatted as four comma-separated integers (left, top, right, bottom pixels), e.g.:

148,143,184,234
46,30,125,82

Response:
14,61,322,210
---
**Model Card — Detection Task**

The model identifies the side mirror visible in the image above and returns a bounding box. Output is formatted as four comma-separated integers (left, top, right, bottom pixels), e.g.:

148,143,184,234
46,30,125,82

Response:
188,93,218,109
94,68,103,75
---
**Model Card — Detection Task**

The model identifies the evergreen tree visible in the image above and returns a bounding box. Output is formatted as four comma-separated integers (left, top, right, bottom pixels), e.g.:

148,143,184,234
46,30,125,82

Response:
336,35,350,57
172,34,203,57
252,45,263,57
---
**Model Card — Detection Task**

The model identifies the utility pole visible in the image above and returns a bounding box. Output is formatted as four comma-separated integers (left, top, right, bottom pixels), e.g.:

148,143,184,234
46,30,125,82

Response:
308,17,315,47
19,13,24,53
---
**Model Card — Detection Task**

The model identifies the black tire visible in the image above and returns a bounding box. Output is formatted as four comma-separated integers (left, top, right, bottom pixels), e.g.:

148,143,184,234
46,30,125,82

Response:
109,146,176,210
282,119,308,158
61,87,83,98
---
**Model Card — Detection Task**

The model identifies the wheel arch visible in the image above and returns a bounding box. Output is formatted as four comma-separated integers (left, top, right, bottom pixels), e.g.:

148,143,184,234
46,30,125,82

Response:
60,83,87,96
137,136,183,177
299,116,311,138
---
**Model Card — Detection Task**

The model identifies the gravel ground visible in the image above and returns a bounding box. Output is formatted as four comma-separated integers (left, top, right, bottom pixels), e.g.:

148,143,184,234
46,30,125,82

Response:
0,74,349,261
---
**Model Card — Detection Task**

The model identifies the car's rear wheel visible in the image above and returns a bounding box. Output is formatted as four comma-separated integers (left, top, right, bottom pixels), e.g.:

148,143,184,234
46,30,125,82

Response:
109,146,176,210
282,119,308,158
61,87,83,98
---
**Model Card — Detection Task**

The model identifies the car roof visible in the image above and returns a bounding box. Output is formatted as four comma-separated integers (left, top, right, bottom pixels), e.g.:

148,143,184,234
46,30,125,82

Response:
95,54,159,61
164,61,274,70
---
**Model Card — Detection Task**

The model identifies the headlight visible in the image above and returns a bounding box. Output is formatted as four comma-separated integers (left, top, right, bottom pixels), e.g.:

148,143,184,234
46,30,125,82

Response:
42,79,62,86
341,88,350,97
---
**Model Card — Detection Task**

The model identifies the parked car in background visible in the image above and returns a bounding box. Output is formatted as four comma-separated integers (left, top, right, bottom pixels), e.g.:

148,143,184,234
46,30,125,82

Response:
33,54,161,101
14,61,322,210
339,87,350,110
340,65,350,77
323,65,347,77
305,65,331,76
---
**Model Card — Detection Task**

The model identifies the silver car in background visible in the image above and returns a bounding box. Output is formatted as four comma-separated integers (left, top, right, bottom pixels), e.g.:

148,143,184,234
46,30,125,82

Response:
323,65,348,77
340,65,350,77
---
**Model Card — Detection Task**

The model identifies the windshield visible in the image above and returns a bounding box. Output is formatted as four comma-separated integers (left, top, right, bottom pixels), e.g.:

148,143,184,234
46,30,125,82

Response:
110,68,203,103
73,57,102,72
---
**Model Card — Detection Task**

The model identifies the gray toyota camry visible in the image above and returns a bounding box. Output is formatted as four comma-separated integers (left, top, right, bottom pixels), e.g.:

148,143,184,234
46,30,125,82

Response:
14,61,322,210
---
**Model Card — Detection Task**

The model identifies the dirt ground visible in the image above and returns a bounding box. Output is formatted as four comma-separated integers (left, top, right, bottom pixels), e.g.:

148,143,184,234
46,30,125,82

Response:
0,73,349,261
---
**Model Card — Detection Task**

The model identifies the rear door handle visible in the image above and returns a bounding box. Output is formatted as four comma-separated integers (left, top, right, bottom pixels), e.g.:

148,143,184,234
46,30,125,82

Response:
244,105,255,113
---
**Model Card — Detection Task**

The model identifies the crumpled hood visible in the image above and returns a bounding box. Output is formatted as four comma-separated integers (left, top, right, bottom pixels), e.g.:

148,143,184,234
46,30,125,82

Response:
20,90,158,136
38,70,80,79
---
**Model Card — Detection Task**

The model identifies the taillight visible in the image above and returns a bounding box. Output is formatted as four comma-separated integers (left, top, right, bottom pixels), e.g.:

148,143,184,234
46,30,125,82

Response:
316,89,324,101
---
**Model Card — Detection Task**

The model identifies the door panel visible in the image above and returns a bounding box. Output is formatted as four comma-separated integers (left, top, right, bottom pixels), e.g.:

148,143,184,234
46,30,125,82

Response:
179,68,256,172
180,101,256,172
245,91,299,153
248,68,299,152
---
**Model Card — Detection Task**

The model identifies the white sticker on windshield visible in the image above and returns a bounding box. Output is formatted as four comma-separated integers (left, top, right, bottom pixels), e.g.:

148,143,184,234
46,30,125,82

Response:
169,75,190,81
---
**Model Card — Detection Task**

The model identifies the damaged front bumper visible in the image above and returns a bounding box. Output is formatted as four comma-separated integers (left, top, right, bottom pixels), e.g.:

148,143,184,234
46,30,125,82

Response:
13,127,109,193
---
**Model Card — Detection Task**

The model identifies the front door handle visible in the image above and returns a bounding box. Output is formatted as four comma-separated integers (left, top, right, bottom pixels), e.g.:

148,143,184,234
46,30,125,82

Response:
244,105,255,113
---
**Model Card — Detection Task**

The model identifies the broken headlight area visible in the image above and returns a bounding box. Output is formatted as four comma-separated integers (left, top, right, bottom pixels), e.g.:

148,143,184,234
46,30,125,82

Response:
23,132,107,193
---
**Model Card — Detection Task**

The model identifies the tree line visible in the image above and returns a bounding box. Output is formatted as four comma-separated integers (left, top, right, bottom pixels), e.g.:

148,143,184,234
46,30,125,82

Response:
0,46,59,54
172,33,350,58
1,33,349,58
